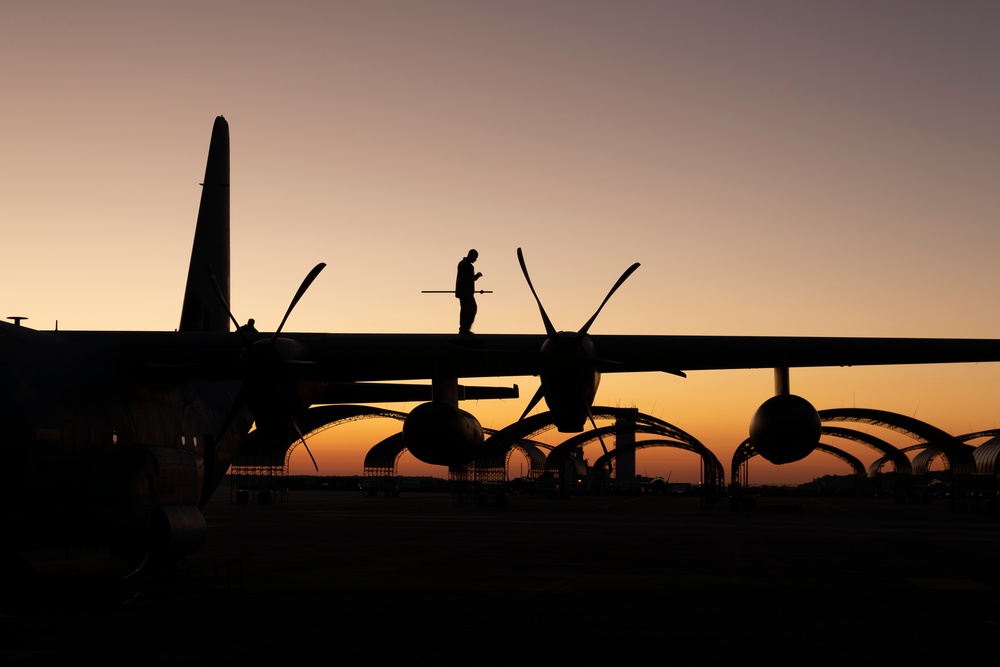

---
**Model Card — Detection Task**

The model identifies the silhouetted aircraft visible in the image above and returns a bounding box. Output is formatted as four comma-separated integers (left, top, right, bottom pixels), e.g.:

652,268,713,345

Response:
6,115,1000,571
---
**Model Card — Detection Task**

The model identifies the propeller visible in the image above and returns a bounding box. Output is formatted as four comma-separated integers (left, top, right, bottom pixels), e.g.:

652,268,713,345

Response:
203,263,326,503
516,248,646,458
516,248,685,464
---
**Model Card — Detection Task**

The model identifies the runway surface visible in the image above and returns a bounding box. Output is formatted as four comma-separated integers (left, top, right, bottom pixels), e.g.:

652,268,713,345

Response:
5,490,1000,663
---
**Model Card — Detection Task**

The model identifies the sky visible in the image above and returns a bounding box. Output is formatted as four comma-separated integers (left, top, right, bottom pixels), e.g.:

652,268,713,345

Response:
2,1,998,484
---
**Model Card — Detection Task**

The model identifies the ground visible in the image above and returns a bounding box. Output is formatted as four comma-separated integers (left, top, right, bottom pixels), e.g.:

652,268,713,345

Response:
4,490,999,663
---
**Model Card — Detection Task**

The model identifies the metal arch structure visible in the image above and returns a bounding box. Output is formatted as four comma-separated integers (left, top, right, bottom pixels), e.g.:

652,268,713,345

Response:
233,405,409,469
868,445,933,477
819,407,954,440
476,407,710,498
480,411,570,453
354,418,553,495
820,426,912,476
471,437,551,490
867,454,896,477
543,444,590,497
589,407,702,445
813,442,866,478
957,428,1000,445
479,438,552,475
359,422,529,496
230,405,410,500
909,445,950,476
868,429,1000,480
362,432,408,495
543,422,723,493
731,439,756,489
482,407,701,459
732,408,974,493
589,437,727,502
272,401,591,488
592,426,723,486
448,436,554,509
542,424,676,474
227,427,293,503
818,408,976,477
814,442,869,496
956,430,1000,484
284,405,410,469
972,435,1000,476
731,438,866,492
545,425,634,481
876,441,999,497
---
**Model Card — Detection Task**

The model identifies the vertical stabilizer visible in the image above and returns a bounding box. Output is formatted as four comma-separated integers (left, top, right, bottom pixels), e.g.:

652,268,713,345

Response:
179,116,230,332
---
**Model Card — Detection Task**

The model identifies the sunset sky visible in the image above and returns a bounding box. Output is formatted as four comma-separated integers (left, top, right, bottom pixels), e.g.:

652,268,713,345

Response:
2,2,998,484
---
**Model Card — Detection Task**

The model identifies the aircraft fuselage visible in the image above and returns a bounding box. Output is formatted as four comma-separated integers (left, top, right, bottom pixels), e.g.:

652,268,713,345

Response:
0,323,249,557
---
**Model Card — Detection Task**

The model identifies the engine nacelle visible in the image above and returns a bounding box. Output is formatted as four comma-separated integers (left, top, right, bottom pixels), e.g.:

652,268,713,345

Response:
542,375,599,432
403,402,484,467
539,334,600,432
241,336,327,426
148,505,207,557
749,394,821,464
114,504,207,569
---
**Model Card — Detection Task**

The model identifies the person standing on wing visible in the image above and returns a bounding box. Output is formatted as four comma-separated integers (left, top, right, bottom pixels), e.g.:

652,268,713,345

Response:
455,249,482,334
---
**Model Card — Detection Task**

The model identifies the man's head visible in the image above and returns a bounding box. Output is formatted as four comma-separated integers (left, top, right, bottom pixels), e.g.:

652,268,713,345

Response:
467,249,478,262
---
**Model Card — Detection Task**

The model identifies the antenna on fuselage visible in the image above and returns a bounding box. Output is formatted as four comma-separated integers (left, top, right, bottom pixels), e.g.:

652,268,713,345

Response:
6,316,27,326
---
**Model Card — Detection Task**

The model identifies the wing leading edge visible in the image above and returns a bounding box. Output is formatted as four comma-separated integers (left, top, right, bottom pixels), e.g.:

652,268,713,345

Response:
49,330,1000,383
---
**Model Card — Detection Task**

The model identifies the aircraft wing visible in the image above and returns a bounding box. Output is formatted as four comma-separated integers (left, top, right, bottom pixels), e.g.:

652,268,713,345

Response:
580,334,1000,372
52,330,1000,382
282,332,1000,380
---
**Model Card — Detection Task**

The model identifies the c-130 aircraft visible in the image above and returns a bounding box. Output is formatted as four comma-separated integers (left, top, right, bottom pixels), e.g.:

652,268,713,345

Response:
5,116,1000,572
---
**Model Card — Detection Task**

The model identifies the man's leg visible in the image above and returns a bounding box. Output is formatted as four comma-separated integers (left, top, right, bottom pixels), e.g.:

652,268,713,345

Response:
459,296,477,333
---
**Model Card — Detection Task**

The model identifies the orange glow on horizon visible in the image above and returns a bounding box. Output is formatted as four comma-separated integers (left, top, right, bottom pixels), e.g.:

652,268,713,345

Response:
287,361,998,485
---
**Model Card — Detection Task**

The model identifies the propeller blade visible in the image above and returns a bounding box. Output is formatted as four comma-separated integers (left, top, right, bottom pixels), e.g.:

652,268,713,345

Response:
577,262,640,338
202,261,327,505
585,405,612,473
207,265,250,345
586,406,609,456
199,447,216,508
516,248,557,338
290,417,319,472
213,386,249,449
518,385,547,422
200,386,249,506
271,262,326,342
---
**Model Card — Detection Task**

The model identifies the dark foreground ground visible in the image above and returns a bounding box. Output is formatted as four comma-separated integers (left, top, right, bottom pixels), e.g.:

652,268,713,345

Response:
4,490,1000,663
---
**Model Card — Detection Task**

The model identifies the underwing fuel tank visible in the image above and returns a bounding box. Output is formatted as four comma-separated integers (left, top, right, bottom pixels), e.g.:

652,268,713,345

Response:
402,401,484,467
749,393,822,464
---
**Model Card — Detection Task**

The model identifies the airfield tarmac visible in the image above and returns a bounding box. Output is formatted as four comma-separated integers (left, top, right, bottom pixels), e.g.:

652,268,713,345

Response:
5,489,1000,663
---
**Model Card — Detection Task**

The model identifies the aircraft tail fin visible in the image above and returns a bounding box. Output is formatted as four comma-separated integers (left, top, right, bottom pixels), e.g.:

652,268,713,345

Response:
179,116,231,332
